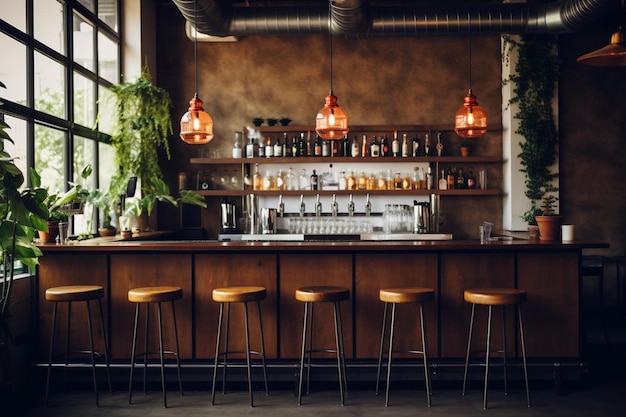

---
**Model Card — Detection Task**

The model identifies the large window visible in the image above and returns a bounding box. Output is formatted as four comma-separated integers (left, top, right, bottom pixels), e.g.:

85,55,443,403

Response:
0,0,121,234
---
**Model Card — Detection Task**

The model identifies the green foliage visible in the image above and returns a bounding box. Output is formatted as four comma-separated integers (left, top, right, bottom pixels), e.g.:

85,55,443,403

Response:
123,177,207,218
107,66,173,184
503,35,560,222
1,81,50,327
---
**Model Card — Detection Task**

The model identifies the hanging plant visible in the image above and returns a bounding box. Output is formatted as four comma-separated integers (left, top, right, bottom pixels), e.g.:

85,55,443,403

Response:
107,66,173,184
503,34,560,224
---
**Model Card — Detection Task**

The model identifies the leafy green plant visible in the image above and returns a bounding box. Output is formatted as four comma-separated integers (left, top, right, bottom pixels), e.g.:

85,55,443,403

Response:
503,35,560,223
123,177,206,218
106,66,173,185
1,81,50,344
540,194,559,216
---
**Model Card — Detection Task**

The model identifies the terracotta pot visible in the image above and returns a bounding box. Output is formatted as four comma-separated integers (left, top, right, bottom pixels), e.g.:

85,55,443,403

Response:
98,227,117,237
535,215,563,241
38,221,59,243
528,225,539,239
460,146,470,157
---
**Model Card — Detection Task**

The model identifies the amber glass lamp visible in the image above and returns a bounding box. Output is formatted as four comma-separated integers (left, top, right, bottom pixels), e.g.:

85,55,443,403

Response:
315,2,349,140
180,1,214,145
577,28,626,66
454,88,488,138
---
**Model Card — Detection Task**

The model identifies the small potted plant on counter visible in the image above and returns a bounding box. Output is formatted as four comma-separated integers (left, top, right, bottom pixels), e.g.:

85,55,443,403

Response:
535,194,562,241
522,207,542,239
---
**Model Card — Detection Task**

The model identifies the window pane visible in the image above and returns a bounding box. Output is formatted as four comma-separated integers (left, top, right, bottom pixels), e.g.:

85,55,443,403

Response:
34,52,65,118
98,0,118,32
2,116,28,181
73,135,96,235
34,0,65,54
0,35,27,104
98,141,116,190
35,123,65,193
98,30,119,83
73,12,94,70
2,0,26,31
97,86,115,135
73,71,95,128
77,0,95,13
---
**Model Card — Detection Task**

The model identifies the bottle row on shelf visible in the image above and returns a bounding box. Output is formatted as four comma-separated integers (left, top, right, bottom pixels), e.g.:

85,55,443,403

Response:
233,129,454,159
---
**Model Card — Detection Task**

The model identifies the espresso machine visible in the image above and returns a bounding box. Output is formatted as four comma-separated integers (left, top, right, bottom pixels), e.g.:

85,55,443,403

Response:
220,199,238,233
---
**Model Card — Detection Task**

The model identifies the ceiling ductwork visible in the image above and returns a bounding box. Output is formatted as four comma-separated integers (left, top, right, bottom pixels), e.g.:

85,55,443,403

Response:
170,0,621,38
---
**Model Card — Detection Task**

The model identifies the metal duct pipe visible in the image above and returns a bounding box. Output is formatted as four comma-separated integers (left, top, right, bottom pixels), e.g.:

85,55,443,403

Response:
170,0,619,38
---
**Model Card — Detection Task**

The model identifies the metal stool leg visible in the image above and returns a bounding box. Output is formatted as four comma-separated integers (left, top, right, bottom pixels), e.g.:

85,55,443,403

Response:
64,302,71,393
297,301,310,405
384,303,397,406
375,302,389,396
211,302,224,405
420,303,432,407
462,303,476,396
222,303,231,394
518,305,531,407
85,300,99,406
483,305,493,410
257,300,269,396
170,300,184,397
502,306,508,396
143,303,149,394
157,302,167,408
128,303,140,404
333,301,346,406
336,301,348,397
244,302,253,407
45,302,58,406
97,298,112,395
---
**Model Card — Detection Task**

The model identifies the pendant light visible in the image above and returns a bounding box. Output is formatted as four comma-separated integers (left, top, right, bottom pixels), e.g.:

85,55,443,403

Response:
180,0,214,145
315,1,349,141
454,7,487,139
577,27,626,66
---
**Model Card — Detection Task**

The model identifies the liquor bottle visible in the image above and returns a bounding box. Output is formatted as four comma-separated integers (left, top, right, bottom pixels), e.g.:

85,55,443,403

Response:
331,194,339,217
299,168,308,190
402,133,409,157
348,194,355,216
282,133,289,157
370,136,380,157
402,172,412,190
274,135,282,157
424,133,431,156
265,136,274,158
286,167,296,190
419,167,427,189
357,171,367,190
306,131,313,156
252,163,263,190
310,169,318,190
439,169,448,190
299,194,306,217
351,136,360,157
467,166,476,189
377,170,387,190
277,169,286,190
412,167,421,190
361,135,369,157
367,172,376,190
291,136,299,157
322,139,330,157
246,135,255,158
339,171,347,190
277,195,285,217
380,134,389,157
315,194,322,217
392,131,400,157
412,134,421,157
342,136,350,157
386,168,394,190
347,171,357,190
314,135,322,156
258,137,265,157
447,167,455,190
426,166,433,190
299,132,307,157
232,131,243,158
456,167,465,189
393,172,402,190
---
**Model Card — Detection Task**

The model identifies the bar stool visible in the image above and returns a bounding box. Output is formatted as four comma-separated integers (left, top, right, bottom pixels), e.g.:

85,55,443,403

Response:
128,286,183,408
375,287,434,406
295,285,350,405
211,286,269,407
45,285,111,407
462,288,530,409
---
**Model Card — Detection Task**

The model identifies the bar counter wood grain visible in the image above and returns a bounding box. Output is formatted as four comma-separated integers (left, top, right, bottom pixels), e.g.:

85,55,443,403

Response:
36,238,607,364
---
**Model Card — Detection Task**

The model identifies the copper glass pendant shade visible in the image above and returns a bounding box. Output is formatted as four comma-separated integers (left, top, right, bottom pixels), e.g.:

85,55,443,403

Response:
180,0,214,145
315,1,349,141
577,28,626,66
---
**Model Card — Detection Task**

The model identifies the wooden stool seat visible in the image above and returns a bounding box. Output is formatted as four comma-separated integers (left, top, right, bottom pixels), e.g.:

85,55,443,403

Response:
464,288,526,306
295,286,350,303
212,286,266,303
127,286,182,303
379,287,435,304
45,285,104,302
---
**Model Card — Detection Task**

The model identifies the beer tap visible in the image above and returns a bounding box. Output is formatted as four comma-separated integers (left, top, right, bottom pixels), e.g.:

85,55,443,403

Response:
365,193,372,217
299,194,306,217
331,194,339,217
277,195,284,217
348,194,355,217
315,194,322,217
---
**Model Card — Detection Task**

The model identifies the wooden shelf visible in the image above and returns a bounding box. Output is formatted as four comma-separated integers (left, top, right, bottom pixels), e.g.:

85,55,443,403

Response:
190,156,502,165
195,189,502,197
253,124,503,133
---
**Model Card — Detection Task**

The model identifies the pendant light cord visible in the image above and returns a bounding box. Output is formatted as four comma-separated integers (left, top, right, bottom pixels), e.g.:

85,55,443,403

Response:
468,5,472,90
194,0,199,97
328,0,334,95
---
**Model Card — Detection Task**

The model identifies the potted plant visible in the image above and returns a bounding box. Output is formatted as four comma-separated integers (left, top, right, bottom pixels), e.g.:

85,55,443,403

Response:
521,207,542,239
459,139,473,157
252,117,264,127
504,35,559,235
279,117,292,126
535,194,562,241
266,118,278,126
1,81,49,400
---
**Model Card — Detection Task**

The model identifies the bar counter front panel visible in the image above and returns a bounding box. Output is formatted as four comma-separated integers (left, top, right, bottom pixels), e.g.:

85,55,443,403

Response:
35,239,597,363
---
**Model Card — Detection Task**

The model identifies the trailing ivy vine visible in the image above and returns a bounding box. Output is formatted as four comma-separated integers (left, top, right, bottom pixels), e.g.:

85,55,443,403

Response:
503,34,560,222
108,67,173,184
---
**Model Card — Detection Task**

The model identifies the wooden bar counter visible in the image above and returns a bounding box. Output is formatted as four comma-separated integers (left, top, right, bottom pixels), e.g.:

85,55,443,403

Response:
35,237,607,366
